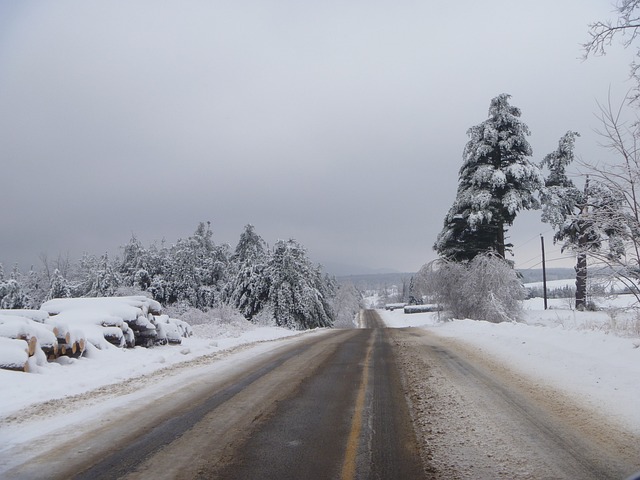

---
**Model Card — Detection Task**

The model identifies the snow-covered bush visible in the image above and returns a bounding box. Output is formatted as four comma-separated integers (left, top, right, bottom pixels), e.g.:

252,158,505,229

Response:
331,282,363,328
428,253,525,323
186,304,257,339
251,304,277,327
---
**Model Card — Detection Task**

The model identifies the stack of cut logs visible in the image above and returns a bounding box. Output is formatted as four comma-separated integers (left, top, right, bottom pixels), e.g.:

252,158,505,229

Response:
0,312,81,372
0,296,192,372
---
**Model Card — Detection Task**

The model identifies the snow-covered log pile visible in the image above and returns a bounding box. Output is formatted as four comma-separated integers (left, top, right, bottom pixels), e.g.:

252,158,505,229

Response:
384,303,407,311
403,304,443,314
0,296,192,372
41,296,192,349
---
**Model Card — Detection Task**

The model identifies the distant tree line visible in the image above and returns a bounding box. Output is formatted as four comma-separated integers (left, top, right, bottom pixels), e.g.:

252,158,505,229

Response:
0,223,362,330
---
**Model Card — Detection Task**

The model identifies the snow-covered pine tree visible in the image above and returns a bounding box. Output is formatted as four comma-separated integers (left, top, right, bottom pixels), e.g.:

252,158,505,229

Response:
145,241,172,303
47,268,71,300
0,265,30,309
232,224,267,265
265,239,334,329
151,222,230,308
119,235,149,288
434,94,543,261
0,279,29,309
224,225,270,320
24,266,45,308
84,253,120,297
540,131,624,309
89,253,120,297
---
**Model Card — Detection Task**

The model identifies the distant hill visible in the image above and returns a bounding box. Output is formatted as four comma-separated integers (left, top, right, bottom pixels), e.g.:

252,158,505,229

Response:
319,261,400,277
336,268,577,292
336,272,416,291
517,268,575,284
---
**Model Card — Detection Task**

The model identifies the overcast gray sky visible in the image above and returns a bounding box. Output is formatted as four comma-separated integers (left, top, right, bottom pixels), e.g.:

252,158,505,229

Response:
0,1,634,275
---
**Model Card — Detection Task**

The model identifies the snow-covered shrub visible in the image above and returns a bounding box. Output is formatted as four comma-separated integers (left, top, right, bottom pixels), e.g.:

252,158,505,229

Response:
251,304,277,327
208,304,246,325
331,283,363,328
429,253,525,322
166,306,210,326
188,305,255,339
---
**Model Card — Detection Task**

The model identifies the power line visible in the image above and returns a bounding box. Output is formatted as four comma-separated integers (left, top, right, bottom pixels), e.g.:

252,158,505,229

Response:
518,254,575,270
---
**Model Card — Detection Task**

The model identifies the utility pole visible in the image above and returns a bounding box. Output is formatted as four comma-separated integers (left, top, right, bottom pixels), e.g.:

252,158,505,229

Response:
541,235,548,310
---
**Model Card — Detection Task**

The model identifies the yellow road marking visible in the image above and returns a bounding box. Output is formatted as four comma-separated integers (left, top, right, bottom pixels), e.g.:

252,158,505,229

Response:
340,334,374,480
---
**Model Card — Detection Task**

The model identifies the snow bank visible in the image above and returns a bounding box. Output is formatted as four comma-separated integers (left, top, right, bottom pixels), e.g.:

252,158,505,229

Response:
379,307,640,433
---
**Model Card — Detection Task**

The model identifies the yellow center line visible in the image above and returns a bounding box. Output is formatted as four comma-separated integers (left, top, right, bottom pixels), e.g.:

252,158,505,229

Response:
340,334,374,480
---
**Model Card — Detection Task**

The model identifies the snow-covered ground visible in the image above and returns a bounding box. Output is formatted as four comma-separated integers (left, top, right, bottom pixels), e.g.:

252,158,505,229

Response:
380,295,640,434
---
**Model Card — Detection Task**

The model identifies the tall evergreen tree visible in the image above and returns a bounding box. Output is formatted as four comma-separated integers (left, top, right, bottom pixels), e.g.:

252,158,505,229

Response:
232,224,267,264
96,253,120,297
435,94,543,261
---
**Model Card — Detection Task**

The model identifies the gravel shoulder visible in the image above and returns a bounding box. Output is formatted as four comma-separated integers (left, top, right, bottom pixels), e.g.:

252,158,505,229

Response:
389,327,640,479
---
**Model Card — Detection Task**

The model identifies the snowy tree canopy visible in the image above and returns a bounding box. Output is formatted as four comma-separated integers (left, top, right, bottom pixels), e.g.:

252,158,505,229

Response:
47,268,71,301
265,239,334,330
232,224,267,264
435,93,543,261
540,131,624,255
540,131,626,309
223,225,270,320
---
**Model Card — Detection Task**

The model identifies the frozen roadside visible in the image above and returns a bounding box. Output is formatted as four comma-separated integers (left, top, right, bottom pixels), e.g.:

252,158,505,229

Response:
378,306,640,434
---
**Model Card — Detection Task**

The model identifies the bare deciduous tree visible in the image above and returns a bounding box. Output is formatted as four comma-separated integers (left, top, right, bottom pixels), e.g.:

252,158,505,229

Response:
584,1,640,100
578,94,640,302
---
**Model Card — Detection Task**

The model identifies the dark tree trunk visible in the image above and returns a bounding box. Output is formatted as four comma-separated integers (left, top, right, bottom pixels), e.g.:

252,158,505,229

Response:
575,177,590,311
496,224,506,259
575,252,587,310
